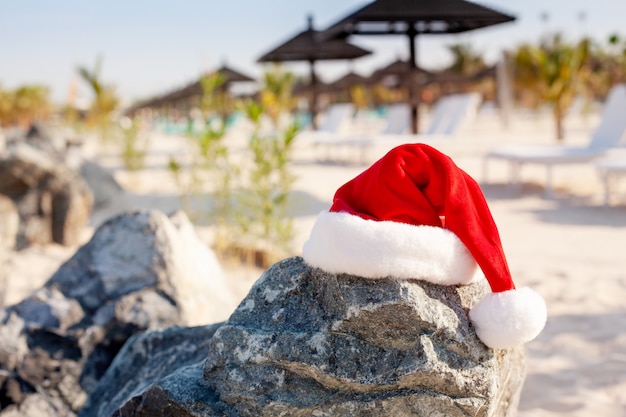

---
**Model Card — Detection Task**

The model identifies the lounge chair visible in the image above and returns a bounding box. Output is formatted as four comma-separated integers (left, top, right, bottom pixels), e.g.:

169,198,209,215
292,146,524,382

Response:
595,154,626,206
326,93,481,164
295,102,355,147
423,92,482,137
482,84,626,197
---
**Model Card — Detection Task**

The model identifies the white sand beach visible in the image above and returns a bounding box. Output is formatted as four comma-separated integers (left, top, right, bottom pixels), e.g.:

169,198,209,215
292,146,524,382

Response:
4,106,626,416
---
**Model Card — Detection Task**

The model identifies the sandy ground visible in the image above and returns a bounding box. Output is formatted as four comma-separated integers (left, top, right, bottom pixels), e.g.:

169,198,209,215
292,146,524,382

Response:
4,105,626,416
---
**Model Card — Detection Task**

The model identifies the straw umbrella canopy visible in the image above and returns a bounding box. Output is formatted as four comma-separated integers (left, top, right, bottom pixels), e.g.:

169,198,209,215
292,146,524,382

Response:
292,79,334,96
368,58,434,88
328,70,372,91
215,64,256,85
257,16,372,129
319,0,515,133
161,64,255,103
127,64,255,114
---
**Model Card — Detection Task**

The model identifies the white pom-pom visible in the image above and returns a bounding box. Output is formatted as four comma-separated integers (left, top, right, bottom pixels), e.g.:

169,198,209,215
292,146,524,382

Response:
469,287,547,349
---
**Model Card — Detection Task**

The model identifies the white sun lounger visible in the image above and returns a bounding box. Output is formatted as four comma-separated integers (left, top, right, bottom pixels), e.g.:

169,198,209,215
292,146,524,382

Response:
324,93,481,164
295,102,355,147
596,156,626,206
482,84,626,197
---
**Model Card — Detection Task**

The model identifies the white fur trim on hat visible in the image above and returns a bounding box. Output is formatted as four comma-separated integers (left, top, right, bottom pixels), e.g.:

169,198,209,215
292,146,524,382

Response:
302,211,483,284
469,287,547,349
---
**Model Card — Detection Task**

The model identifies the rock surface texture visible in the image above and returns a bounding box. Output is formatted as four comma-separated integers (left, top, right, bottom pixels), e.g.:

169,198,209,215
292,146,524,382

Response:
107,256,526,417
0,210,235,416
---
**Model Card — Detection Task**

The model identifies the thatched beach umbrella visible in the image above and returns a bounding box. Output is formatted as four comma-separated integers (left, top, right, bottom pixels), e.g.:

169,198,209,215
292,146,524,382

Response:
292,79,334,96
368,58,433,89
257,16,372,129
127,64,255,114
215,64,256,85
327,70,372,91
319,0,515,133
162,64,255,103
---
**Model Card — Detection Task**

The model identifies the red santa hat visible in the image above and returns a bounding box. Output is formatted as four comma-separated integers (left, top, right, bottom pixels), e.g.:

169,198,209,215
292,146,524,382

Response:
302,143,546,349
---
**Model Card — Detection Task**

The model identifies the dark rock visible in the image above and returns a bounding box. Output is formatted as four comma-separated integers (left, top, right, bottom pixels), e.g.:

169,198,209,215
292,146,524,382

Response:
109,257,526,417
0,209,235,416
80,324,222,417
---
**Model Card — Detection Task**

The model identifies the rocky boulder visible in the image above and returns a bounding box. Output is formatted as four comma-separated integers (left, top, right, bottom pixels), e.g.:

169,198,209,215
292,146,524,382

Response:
0,209,237,416
101,256,526,417
22,122,67,160
0,195,19,306
79,159,124,208
0,143,93,248
79,324,222,417
0,128,5,156
0,195,19,251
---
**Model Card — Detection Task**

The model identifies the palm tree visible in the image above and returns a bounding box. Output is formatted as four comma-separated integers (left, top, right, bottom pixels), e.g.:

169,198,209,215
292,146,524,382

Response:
605,33,626,82
512,34,590,141
585,34,626,100
77,56,119,135
445,42,486,75
441,41,495,101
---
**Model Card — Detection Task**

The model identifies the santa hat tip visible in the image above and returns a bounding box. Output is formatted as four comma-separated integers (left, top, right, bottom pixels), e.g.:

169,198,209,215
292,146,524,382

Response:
469,287,547,349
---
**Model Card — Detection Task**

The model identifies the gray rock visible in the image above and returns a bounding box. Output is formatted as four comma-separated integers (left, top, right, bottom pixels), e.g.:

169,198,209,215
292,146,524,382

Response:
48,209,236,324
79,160,124,208
110,257,526,417
0,209,236,416
23,122,66,159
0,143,93,247
0,195,19,249
0,128,5,156
0,195,18,306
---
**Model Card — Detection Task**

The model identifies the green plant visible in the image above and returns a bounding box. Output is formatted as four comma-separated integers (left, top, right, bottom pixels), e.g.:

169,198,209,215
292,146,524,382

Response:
196,119,239,252
167,156,197,215
165,66,300,266
0,84,51,127
236,99,300,254
119,117,148,171
260,64,296,124
200,71,235,121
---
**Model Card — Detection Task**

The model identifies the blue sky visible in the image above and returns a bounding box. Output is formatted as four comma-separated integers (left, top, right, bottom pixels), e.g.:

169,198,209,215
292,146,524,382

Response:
1,0,624,105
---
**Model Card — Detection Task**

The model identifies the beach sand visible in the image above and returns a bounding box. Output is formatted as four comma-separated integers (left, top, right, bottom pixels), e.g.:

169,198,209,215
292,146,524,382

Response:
4,107,626,416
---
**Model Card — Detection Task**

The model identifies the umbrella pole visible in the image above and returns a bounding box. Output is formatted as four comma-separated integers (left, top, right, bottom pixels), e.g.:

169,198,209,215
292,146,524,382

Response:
408,29,420,134
309,59,318,130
